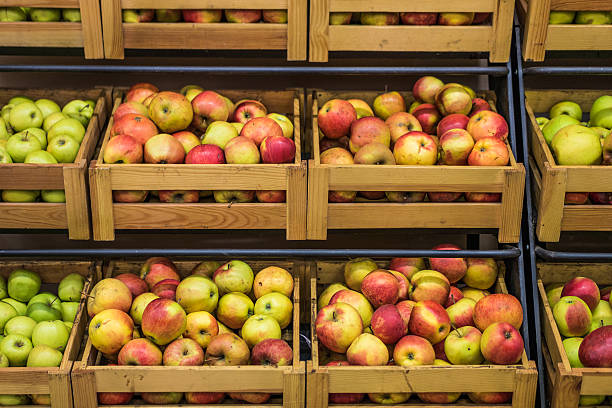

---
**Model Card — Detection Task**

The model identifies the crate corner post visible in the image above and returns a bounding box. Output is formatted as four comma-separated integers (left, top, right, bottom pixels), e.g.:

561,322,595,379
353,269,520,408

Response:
536,164,567,242
309,0,330,62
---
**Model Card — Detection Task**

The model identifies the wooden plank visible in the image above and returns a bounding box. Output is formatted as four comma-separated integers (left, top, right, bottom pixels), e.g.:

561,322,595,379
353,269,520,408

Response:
0,204,67,229
562,206,612,232
283,369,305,408
49,370,73,408
551,363,581,408
525,89,612,113
511,362,538,408
550,0,612,10
538,262,612,285
102,0,124,59
308,0,329,62
328,25,493,52
499,164,525,243
89,164,115,241
306,366,329,408
0,368,52,394
0,22,83,47
107,164,289,190
536,164,566,242
63,164,90,240
123,23,287,50
489,0,515,63
329,0,496,12
522,0,551,61
122,0,287,8
71,364,98,408
286,161,308,240
306,162,329,240
537,280,571,370
80,0,104,59
327,203,501,229
0,0,77,5
112,203,287,230
579,370,612,395
546,25,612,51
0,165,65,189
287,0,307,60
565,167,612,191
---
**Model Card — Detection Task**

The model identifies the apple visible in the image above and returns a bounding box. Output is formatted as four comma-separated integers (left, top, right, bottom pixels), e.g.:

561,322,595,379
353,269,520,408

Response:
154,8,180,22
62,99,93,127
467,111,509,141
349,117,391,153
0,7,27,21
353,143,394,166
254,293,293,329
32,320,69,351
26,7,61,21
439,12,474,25
410,270,451,305
26,303,61,323
320,136,349,152
241,314,281,348
468,137,509,166
185,392,224,404
6,132,42,163
170,131,199,154
2,298,25,316
368,393,410,404
4,316,36,338
47,135,80,163
439,129,474,165
589,300,612,333
33,99,60,120
360,270,399,308
385,112,422,144
409,300,451,344
147,91,192,133
360,12,399,25
141,298,186,345
329,12,352,25
9,101,43,132
7,269,41,302
240,117,284,147
561,277,600,310
445,286,464,307
103,135,143,164
183,144,225,165
466,193,501,202
315,303,363,353
445,325,484,365
579,326,612,367
563,337,584,368
589,192,612,204
393,131,438,165
182,9,222,22
205,333,250,365
320,147,356,202
470,98,492,117
554,296,592,337
536,117,549,129
224,136,260,164
253,266,293,298
546,284,564,309
162,338,204,366
435,84,472,116
151,278,179,299
144,133,185,164
158,190,199,203
190,261,222,278
542,115,580,146
388,270,410,301
411,104,440,134
265,113,293,139
225,9,262,23
550,101,582,121
329,289,373,327
347,333,389,366
232,100,267,124
413,76,445,104
60,302,79,323
125,87,155,104
213,260,253,295
25,345,62,369
141,392,183,404
372,92,405,120
88,309,133,354
0,334,32,366
28,292,61,313
462,287,490,302
463,258,498,289
347,99,373,119
370,304,407,344
217,292,254,329
175,275,218,314
318,283,348,310
110,274,145,299
111,113,158,146
112,190,148,203
318,99,357,139
468,392,512,404
87,278,132,317
400,12,437,25
184,311,218,349
389,258,425,280
394,334,435,366
213,190,255,203
199,121,237,150
436,114,470,138
251,338,292,366
576,11,611,24
385,191,425,202
260,135,296,163
114,101,148,121
473,293,523,331
0,303,18,331
481,322,523,364
117,338,162,366
48,117,85,144
446,297,476,328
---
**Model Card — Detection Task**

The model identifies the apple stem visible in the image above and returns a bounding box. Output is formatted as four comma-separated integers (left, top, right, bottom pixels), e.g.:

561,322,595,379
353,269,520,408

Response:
227,199,235,208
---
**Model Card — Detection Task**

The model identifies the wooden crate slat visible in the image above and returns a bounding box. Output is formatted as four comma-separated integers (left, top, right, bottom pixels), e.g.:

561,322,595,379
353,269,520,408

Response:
122,0,288,8
123,23,287,50
538,262,612,285
561,206,612,231
329,0,497,12
0,0,77,6
0,165,65,189
0,203,68,228
112,203,287,230
550,0,612,10
0,369,53,394
579,371,612,395
328,25,493,52
546,25,612,51
525,89,612,113
0,22,83,47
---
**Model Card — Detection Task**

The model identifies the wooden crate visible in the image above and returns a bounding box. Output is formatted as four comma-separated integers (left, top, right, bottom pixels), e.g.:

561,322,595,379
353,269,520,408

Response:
101,0,307,60
309,0,515,62
0,88,109,240
89,88,307,241
307,89,525,243
518,0,612,62
307,259,538,408
0,0,103,59
537,261,612,408
525,89,612,242
0,260,97,408
71,259,305,408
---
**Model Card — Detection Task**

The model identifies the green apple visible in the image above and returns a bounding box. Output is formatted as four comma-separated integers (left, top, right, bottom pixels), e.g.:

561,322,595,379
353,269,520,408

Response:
0,145,12,163
34,99,61,119
591,108,612,129
4,316,37,338
0,118,9,140
549,101,582,121
0,394,30,405
7,269,41,303
59,302,79,323
0,302,17,333
536,117,549,129
589,300,612,333
575,11,611,25
0,7,27,21
542,115,580,145
590,127,611,140
32,320,69,351
9,101,43,132
580,395,606,406
62,100,93,127
552,125,602,165
546,283,564,308
27,303,61,323
28,293,62,313
27,344,63,367
7,97,32,106
58,273,85,301
562,337,583,368
0,276,6,299
63,321,73,331
590,95,612,119
85,100,96,110
43,112,66,132
47,135,80,163
25,150,57,164
17,128,47,149
1,190,40,202
62,8,81,22
549,11,575,24
47,118,85,143
41,190,66,203
30,8,61,21
1,298,26,316
0,334,32,366
1,105,13,128
0,352,8,367
6,132,42,162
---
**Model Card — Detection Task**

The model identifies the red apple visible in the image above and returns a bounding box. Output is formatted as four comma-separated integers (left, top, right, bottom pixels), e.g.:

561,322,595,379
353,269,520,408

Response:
466,192,502,202
144,133,185,164
89,309,133,355
436,113,470,137
409,300,451,344
184,144,225,164
320,147,356,202
256,190,286,203
562,277,601,310
229,392,270,403
393,335,435,366
224,136,260,164
385,112,422,144
240,117,284,146
411,103,440,134
126,87,156,104
318,99,357,139
349,116,391,153
329,289,374,327
470,98,492,117
445,286,464,307
112,190,148,203
467,110,509,141
468,137,509,166
385,191,426,202
129,83,158,93
148,91,193,133
480,322,524,364
590,192,612,204
104,134,143,164
472,12,491,24
440,128,475,165
118,338,162,366
151,278,180,299
433,341,448,362
410,270,450,305
111,113,158,145
141,298,187,345
473,293,523,331
232,100,267,124
429,244,467,284
225,9,262,23
578,326,612,367
373,91,406,120
371,304,407,344
393,131,438,165
185,392,225,404
263,10,287,23
191,90,230,131
315,302,363,353
361,270,399,308
565,192,589,204
435,84,472,116
182,9,222,22
428,192,463,202
205,332,250,365
251,338,293,366
396,300,415,327
446,297,476,328
601,287,611,302
114,101,148,121
260,135,296,163
347,333,389,366
171,131,200,154
468,392,512,404
413,76,445,104
158,190,199,203
389,258,425,280
326,361,365,403
400,12,437,25
140,257,179,289
389,270,410,301
114,273,148,297
162,338,205,366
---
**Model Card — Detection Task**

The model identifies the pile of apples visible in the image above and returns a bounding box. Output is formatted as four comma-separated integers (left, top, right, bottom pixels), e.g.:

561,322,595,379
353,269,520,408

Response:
0,7,81,22
318,75,510,203
330,12,491,26
87,257,295,405
549,11,611,25
536,95,612,205
0,94,95,203
105,83,296,204
548,277,612,406
0,270,86,406
315,244,525,405
123,9,287,24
